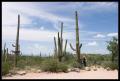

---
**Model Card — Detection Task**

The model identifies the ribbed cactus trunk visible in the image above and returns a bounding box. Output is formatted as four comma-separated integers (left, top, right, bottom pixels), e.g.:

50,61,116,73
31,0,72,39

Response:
70,11,82,65
54,37,57,58
15,14,20,67
53,22,67,62
59,22,62,62
75,11,80,63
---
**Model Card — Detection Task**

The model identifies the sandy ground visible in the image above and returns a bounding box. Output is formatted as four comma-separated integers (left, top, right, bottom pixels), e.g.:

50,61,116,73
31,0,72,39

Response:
2,67,118,79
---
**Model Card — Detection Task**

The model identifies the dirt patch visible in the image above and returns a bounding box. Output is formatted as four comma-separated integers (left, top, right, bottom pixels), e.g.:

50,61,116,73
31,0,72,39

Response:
2,67,118,79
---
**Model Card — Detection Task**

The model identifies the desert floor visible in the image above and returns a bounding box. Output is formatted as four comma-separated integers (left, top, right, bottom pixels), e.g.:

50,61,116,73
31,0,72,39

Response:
2,67,118,79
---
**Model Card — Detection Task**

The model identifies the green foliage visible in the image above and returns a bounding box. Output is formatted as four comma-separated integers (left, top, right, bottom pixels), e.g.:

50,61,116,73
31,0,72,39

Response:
102,61,118,70
71,62,80,68
107,36,118,62
2,52,117,74
41,59,68,72
41,59,58,72
86,54,112,66
2,62,10,75
58,63,68,72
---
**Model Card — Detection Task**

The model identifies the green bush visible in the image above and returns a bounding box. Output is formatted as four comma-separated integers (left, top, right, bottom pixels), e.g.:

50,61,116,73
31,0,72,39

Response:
72,62,80,68
58,63,68,72
17,59,26,69
41,59,68,72
102,61,118,70
71,61,84,69
2,62,10,75
41,59,58,72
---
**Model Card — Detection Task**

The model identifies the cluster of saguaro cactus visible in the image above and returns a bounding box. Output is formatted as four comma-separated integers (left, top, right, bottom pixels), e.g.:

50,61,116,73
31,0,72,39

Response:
70,11,82,64
54,22,67,62
11,14,21,67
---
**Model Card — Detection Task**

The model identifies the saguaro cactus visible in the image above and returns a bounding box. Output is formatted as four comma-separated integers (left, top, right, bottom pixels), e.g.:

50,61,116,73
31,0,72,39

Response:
54,22,67,62
5,48,8,62
40,52,41,57
3,43,6,62
70,11,82,64
54,37,57,58
12,14,21,67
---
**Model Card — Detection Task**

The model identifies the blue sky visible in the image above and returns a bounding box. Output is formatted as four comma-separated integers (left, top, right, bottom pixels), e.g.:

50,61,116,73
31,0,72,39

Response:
2,2,118,56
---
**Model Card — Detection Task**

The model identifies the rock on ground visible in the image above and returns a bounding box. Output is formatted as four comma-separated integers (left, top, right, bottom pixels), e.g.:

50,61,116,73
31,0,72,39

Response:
17,71,26,75
85,67,91,71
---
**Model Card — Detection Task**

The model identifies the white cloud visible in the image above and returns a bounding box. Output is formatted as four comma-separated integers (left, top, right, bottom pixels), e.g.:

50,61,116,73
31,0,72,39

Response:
2,3,31,26
107,33,118,37
86,41,98,46
2,2,74,31
94,34,105,38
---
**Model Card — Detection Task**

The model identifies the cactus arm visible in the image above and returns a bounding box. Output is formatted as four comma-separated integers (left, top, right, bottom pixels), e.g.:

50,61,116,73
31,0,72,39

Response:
11,50,16,53
70,43,76,51
79,43,82,49
4,43,6,50
12,44,16,47
3,43,6,55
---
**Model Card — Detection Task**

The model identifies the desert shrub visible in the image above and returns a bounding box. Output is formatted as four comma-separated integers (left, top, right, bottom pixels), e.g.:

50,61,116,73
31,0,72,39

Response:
41,59,68,72
17,59,26,69
71,61,84,69
2,62,10,75
17,55,43,68
41,59,58,72
72,62,79,68
58,63,68,72
102,61,118,70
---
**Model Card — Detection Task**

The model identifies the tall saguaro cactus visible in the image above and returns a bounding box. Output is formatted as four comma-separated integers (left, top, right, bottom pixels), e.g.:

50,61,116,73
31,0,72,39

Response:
54,22,67,62
12,14,21,67
70,11,82,64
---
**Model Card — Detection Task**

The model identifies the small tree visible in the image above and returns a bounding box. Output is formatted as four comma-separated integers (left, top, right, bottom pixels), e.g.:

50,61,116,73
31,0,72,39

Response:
107,36,118,62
